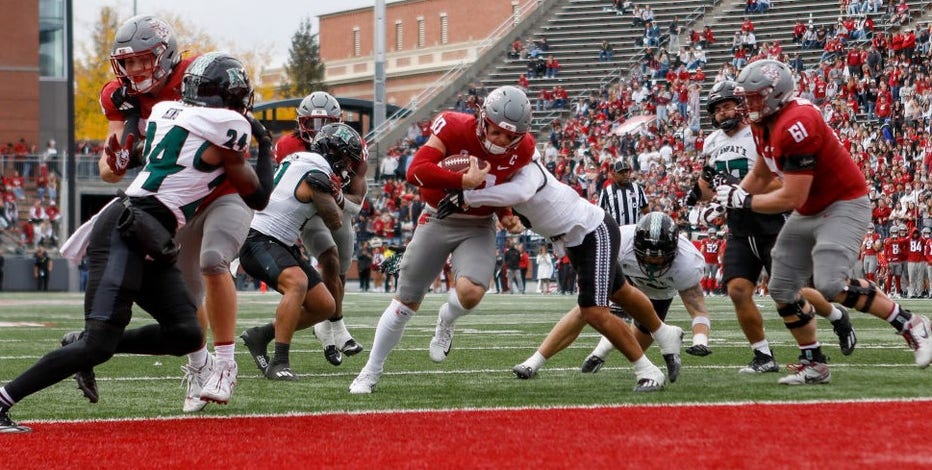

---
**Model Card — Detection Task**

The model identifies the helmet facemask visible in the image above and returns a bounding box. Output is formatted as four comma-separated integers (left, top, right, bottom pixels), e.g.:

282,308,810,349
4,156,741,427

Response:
111,45,169,94
476,110,526,155
298,115,341,144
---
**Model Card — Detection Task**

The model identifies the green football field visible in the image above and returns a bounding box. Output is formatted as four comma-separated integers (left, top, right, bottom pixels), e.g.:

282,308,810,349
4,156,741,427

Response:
0,291,929,421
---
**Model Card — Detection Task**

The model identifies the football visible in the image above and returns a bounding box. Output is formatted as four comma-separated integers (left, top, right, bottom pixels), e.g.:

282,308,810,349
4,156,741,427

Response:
439,155,489,173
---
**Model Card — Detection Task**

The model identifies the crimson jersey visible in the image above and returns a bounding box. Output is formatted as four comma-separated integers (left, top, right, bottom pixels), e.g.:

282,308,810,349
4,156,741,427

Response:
751,98,868,215
924,238,932,263
99,56,197,124
907,234,926,262
884,236,906,263
700,238,724,264
407,111,535,215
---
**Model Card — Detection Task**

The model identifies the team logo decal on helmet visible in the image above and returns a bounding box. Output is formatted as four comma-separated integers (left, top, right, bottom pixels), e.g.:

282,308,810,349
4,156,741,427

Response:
634,212,680,279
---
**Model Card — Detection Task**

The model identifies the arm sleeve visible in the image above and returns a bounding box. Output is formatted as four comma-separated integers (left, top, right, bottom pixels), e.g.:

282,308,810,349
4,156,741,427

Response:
463,162,544,207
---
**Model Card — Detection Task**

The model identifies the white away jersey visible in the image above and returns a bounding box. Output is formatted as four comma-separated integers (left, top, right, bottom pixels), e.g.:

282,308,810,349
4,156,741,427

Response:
702,125,757,183
463,158,605,248
125,100,251,227
618,225,704,299
250,151,333,245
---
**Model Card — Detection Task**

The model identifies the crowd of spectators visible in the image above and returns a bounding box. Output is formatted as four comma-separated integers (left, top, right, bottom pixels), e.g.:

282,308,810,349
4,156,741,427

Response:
1,138,63,255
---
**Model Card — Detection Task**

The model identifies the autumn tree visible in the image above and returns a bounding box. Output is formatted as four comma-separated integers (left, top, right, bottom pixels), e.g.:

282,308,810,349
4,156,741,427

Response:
281,17,327,98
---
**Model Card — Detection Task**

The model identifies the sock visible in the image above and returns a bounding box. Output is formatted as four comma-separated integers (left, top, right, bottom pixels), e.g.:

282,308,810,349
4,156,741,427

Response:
825,306,843,322
751,340,772,357
314,320,334,347
692,333,709,347
187,345,209,368
330,317,352,346
632,355,655,375
886,304,913,332
214,342,235,362
362,299,415,375
441,289,473,324
591,335,615,359
523,351,547,371
0,387,16,409
272,342,291,366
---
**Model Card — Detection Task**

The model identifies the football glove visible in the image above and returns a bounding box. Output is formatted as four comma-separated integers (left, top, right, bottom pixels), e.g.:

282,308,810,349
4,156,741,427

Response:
700,164,717,184
684,182,702,207
110,86,141,119
699,203,726,226
105,132,134,176
715,184,752,210
436,190,467,219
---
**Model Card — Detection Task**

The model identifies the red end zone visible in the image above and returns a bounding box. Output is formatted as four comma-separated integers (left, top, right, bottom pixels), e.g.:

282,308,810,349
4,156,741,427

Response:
5,400,931,468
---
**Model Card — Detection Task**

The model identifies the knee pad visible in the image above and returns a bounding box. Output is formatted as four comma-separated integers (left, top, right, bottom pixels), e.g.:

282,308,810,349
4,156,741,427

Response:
841,279,878,311
200,248,231,276
777,299,814,330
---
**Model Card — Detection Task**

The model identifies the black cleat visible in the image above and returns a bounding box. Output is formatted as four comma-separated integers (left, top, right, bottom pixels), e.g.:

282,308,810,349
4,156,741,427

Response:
240,327,271,374
686,344,713,357
739,350,780,374
662,353,681,383
323,345,343,366
340,338,364,356
512,364,537,379
580,355,605,373
830,306,857,356
265,363,299,381
61,331,98,404
0,409,31,433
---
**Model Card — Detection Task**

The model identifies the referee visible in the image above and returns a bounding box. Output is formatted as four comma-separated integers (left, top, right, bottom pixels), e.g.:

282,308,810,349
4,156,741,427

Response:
598,159,649,226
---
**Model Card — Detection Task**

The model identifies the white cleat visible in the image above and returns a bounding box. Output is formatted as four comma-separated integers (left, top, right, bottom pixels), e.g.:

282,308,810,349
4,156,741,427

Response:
199,358,238,405
181,354,214,413
633,365,665,392
901,313,932,369
349,370,381,394
429,309,455,363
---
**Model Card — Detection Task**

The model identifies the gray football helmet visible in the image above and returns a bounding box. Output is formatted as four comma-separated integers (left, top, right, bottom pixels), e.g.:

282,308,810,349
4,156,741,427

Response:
734,59,795,123
110,15,180,94
476,85,532,154
706,80,741,131
297,91,342,143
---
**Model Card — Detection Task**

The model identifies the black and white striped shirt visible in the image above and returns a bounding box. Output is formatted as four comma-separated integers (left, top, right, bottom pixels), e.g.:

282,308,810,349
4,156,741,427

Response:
598,182,648,226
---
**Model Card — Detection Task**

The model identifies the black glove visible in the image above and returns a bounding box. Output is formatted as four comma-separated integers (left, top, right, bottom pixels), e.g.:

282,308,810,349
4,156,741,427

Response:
700,164,717,185
111,86,141,120
684,182,702,207
247,116,272,147
436,190,467,219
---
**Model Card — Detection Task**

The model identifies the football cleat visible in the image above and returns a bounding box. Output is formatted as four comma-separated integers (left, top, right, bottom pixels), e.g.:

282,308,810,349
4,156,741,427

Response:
341,338,365,356
830,306,857,356
900,313,932,368
181,354,214,413
349,370,380,394
265,363,299,381
429,310,455,363
739,350,780,374
633,366,665,392
512,364,537,379
240,327,271,374
580,355,605,374
662,353,681,383
199,358,237,405
324,345,344,366
61,331,99,404
777,360,831,385
685,344,713,357
0,410,31,433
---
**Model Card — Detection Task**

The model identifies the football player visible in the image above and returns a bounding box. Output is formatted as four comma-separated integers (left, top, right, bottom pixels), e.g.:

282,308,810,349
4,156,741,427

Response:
438,159,684,391
0,52,273,432
715,59,931,384
242,92,366,369
349,85,535,394
689,80,856,374
90,16,259,413
238,123,365,380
